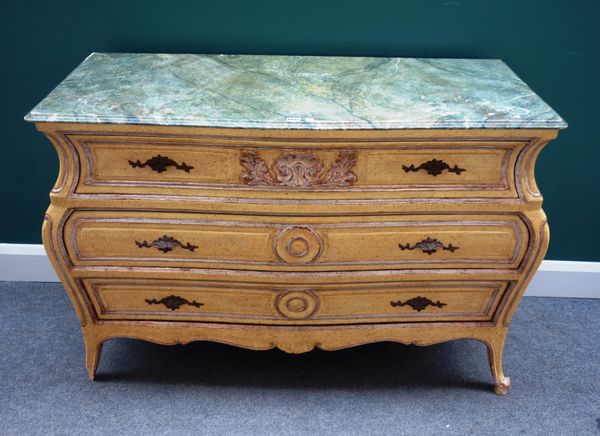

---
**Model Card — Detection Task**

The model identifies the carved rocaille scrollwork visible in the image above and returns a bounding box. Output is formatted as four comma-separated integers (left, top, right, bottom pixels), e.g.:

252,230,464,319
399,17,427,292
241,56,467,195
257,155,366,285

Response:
240,150,358,187
390,296,447,312
145,295,204,311
320,151,359,186
399,237,459,255
239,151,273,185
402,158,465,176
128,154,194,173
135,235,198,253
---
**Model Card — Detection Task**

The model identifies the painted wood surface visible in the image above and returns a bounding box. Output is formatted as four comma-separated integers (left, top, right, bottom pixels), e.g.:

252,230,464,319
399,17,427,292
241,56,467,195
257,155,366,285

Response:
36,122,557,395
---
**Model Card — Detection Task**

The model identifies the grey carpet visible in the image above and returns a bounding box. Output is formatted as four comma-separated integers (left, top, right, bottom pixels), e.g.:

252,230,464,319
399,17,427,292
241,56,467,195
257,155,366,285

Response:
0,281,598,436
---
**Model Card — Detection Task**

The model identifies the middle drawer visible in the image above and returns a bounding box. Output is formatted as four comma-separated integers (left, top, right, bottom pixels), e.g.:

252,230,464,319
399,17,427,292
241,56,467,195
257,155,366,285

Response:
64,211,529,272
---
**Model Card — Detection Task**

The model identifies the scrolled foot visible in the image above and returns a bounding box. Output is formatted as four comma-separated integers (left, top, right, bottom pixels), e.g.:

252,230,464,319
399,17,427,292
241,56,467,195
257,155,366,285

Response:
494,376,511,395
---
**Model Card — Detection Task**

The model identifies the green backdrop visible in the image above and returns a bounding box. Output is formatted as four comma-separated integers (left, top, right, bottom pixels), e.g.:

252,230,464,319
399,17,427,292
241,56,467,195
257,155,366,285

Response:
2,0,598,261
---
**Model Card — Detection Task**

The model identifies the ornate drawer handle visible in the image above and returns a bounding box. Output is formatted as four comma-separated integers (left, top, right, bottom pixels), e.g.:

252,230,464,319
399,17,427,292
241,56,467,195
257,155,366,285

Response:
390,296,447,312
402,159,465,176
399,237,459,255
128,154,194,173
135,235,198,253
145,295,204,311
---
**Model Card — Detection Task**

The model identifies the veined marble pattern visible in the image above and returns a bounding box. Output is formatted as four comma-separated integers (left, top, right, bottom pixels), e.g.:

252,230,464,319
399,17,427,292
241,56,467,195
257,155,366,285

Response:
25,53,566,129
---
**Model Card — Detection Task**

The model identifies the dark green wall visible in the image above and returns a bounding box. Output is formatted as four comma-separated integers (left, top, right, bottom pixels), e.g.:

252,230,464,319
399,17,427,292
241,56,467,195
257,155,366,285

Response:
1,0,598,260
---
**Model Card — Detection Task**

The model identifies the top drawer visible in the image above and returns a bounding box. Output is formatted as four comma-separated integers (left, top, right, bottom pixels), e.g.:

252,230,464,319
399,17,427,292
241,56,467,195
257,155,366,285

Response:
65,130,529,201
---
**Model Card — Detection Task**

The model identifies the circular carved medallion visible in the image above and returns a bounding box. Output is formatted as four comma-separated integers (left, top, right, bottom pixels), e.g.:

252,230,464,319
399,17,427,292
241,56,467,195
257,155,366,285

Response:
275,291,320,319
274,227,322,263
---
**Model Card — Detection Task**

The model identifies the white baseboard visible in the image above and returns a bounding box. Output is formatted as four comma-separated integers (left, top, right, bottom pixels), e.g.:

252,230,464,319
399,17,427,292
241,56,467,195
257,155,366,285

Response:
526,260,600,298
0,244,59,283
0,244,598,298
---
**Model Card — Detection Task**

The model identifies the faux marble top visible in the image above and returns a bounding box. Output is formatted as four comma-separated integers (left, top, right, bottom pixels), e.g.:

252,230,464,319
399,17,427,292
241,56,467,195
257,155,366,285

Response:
25,53,566,130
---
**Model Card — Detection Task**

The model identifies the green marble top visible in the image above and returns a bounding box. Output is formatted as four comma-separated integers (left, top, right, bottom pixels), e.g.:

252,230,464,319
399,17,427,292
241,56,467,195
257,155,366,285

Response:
25,53,566,130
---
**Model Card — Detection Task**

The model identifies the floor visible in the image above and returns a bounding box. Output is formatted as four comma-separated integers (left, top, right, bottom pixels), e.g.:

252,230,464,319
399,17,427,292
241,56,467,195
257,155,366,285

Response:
1,281,598,435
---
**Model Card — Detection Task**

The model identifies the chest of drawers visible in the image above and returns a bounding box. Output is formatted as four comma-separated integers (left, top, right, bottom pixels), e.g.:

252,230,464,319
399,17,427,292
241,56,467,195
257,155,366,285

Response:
26,53,566,394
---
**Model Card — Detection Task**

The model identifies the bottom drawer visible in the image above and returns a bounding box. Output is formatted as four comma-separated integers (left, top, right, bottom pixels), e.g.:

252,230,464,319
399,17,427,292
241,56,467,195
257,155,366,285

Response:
82,278,509,325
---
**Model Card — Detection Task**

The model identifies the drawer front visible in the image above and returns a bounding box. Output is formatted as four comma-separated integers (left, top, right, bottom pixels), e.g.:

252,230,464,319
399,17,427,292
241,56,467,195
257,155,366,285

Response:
64,211,529,271
70,132,526,199
82,278,509,324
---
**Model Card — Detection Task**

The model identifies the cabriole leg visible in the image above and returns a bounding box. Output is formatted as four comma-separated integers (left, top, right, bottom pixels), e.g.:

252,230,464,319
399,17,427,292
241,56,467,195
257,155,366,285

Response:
485,334,511,395
84,335,104,381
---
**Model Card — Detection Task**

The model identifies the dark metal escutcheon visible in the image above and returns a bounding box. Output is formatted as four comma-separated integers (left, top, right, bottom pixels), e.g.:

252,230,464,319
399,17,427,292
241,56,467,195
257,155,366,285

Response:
402,159,465,176
135,235,198,253
390,296,447,312
145,295,204,311
398,237,459,255
128,154,194,173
